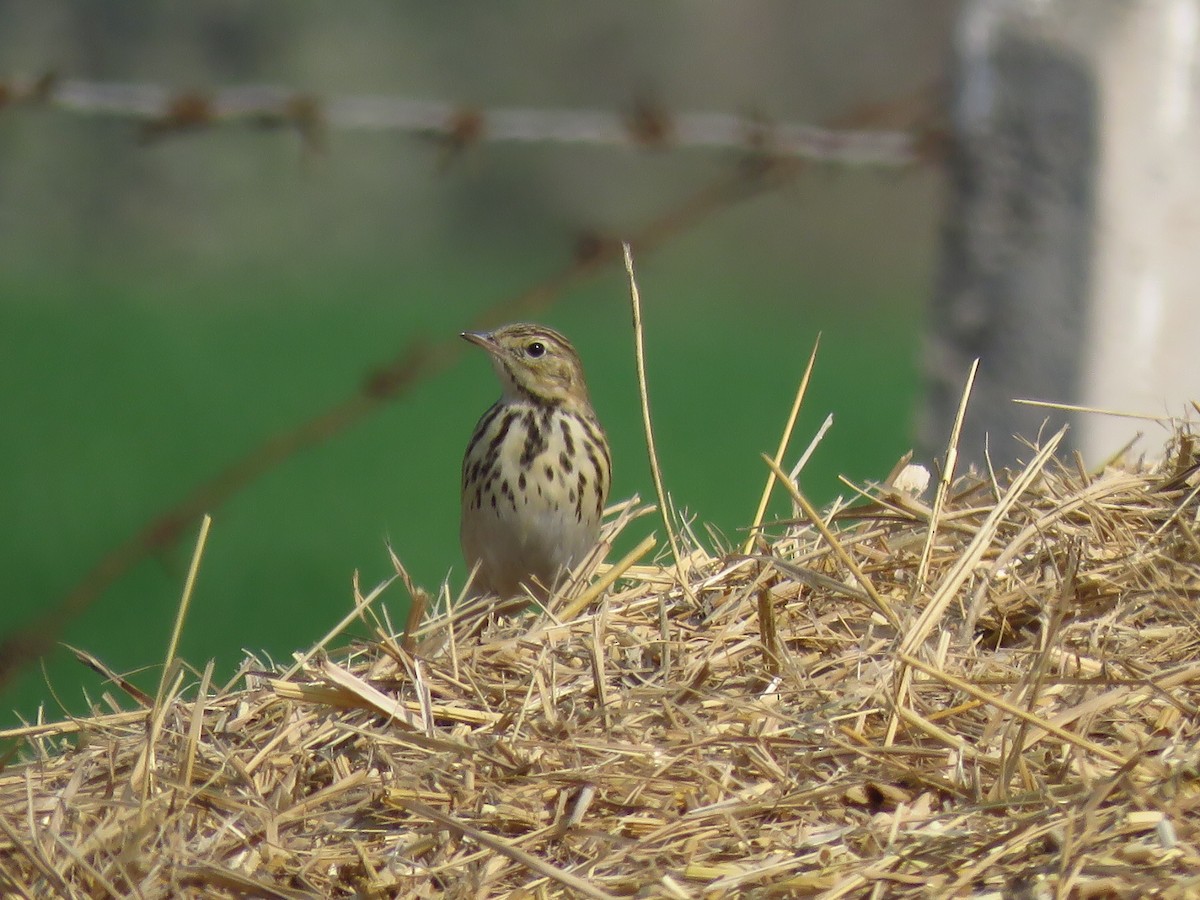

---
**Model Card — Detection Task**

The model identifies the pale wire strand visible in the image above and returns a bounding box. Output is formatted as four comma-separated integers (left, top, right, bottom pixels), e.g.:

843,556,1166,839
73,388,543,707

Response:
4,77,923,165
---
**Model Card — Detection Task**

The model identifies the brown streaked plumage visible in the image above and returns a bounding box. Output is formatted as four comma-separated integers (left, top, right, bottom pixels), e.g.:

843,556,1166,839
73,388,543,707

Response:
460,323,611,601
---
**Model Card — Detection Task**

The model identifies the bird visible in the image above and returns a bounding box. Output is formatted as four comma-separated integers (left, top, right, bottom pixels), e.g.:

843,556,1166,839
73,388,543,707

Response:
460,323,611,602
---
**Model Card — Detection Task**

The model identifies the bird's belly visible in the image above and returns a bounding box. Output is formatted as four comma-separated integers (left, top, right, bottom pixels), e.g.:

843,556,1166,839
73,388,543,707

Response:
465,497,593,596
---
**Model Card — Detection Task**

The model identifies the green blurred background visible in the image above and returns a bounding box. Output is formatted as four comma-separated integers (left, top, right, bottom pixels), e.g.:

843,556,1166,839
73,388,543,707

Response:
0,3,956,725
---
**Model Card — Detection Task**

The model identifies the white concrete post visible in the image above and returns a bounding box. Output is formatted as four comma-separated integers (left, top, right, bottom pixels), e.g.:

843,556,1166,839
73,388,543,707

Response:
922,0,1200,466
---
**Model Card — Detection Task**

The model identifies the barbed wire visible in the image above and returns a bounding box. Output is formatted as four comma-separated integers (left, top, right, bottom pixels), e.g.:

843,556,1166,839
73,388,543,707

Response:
1,74,920,166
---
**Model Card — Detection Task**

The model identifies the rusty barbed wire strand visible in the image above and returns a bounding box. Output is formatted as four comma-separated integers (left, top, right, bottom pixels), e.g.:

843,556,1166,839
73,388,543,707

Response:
0,74,920,165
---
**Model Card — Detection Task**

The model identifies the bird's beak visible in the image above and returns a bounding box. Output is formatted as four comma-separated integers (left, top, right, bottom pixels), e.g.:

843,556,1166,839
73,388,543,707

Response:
461,330,494,352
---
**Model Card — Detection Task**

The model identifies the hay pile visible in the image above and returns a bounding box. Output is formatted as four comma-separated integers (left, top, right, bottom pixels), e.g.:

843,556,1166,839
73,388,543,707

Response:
4,425,1200,898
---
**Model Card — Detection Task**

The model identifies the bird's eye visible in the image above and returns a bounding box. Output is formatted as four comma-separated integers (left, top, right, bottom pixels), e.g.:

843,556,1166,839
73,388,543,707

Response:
527,341,546,358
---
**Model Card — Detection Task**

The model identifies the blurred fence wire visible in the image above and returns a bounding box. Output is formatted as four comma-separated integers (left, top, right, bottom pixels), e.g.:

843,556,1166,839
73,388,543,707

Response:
2,74,920,165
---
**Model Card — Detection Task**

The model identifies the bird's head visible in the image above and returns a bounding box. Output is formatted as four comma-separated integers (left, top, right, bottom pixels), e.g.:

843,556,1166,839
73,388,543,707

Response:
462,323,592,410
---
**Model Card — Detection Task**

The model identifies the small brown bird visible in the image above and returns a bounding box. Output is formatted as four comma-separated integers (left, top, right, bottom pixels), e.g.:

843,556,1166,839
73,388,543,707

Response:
460,323,611,600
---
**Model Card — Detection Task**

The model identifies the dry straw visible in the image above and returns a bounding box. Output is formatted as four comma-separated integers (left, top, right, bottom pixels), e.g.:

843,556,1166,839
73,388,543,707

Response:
4,388,1200,896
